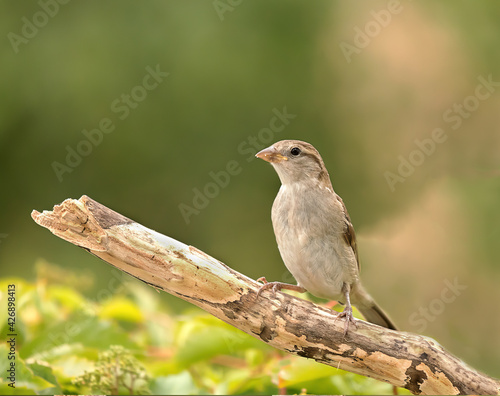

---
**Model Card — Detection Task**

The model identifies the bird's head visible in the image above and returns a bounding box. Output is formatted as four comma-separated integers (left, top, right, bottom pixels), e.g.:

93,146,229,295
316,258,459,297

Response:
256,140,331,186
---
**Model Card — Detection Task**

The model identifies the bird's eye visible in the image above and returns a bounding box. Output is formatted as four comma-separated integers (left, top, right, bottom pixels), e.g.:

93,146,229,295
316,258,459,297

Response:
290,147,301,156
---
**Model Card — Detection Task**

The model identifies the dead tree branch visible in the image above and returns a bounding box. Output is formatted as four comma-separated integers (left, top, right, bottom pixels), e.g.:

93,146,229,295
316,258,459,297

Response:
31,196,500,395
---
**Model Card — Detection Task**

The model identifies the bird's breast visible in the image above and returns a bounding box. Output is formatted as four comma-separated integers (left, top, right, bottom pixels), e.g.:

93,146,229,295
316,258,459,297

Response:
271,184,357,300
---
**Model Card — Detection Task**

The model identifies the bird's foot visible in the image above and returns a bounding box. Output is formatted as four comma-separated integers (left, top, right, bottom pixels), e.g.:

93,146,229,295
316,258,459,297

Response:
334,304,358,338
256,277,306,298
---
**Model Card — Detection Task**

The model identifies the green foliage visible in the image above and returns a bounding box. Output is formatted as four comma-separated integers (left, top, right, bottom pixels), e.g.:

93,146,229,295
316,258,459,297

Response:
72,345,150,395
0,265,409,395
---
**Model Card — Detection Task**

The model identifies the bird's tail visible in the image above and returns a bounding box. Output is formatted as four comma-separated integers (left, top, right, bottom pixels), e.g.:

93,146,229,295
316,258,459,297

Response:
357,303,397,330
351,285,398,330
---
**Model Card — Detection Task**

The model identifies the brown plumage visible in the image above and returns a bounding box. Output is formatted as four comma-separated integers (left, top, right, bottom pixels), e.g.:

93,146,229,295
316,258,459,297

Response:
256,140,397,334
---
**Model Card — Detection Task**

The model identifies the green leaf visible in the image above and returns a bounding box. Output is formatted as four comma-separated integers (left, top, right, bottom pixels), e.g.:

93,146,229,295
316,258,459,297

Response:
21,314,137,357
278,357,400,395
27,362,59,387
151,371,199,395
28,343,86,364
330,372,397,395
0,345,56,394
175,315,264,366
99,296,144,323
0,383,36,395
224,367,273,395
46,285,87,311
50,354,95,378
37,386,61,395
278,356,340,387
126,281,162,314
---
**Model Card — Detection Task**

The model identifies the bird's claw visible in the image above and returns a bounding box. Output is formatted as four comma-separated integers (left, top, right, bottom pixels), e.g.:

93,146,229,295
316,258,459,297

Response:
256,277,283,297
256,277,307,298
335,305,358,338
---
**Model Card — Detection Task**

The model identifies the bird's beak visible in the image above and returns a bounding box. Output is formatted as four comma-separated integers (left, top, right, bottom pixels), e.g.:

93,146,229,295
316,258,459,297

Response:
256,145,288,163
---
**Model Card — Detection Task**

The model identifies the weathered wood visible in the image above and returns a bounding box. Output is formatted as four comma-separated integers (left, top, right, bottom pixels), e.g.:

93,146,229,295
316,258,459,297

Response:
31,196,500,395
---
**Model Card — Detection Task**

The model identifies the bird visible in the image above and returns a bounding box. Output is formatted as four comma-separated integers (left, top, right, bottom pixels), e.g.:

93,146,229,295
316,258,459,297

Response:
255,139,397,335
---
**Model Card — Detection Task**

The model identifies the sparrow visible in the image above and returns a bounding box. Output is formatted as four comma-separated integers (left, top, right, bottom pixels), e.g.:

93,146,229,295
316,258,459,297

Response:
255,140,397,335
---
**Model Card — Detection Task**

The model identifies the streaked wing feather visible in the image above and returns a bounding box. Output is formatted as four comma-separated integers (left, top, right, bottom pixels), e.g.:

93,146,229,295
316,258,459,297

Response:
336,194,360,272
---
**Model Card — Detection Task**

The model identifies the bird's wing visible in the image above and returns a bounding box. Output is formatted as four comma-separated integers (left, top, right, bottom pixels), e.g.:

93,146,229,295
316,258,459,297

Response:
336,194,360,272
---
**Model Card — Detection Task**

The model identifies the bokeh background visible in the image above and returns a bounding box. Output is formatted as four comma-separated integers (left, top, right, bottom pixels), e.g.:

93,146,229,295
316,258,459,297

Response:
1,0,499,382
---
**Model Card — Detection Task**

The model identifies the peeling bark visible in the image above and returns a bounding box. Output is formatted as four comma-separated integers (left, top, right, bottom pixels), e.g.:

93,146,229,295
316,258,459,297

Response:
31,196,500,395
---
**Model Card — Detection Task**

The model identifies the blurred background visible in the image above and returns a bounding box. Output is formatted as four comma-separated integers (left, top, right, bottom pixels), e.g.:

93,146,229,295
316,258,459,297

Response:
1,0,499,381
